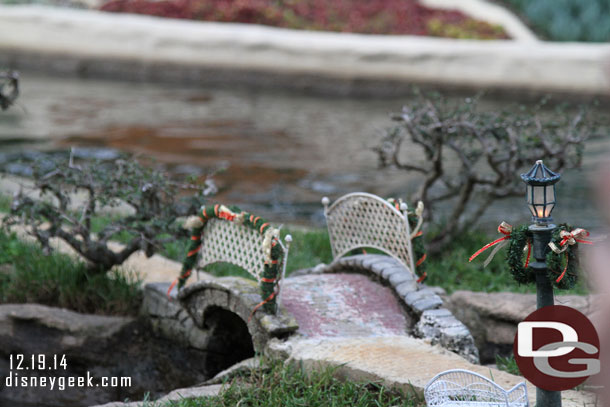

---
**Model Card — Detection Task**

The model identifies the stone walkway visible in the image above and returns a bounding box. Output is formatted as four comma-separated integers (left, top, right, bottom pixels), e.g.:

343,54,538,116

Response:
281,273,412,338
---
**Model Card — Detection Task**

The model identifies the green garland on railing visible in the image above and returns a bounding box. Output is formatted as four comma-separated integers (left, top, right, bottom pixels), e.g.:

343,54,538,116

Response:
169,204,283,314
471,222,590,290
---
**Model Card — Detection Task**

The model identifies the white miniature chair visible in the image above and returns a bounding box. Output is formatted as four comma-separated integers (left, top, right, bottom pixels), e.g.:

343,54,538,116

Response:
322,192,416,274
424,369,529,407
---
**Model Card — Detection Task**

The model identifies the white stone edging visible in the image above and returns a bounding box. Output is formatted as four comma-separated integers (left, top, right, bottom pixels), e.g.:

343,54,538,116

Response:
1,5,609,95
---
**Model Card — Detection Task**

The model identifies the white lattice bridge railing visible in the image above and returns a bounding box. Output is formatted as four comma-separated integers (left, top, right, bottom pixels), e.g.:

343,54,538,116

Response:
199,218,274,282
322,192,416,274
174,204,292,314
424,369,529,407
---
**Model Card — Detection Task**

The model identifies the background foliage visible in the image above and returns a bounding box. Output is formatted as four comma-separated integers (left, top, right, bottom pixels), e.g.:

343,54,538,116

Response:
502,0,610,42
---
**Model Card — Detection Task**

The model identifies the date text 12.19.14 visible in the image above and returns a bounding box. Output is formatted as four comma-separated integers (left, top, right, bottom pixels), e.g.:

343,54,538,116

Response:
9,354,67,371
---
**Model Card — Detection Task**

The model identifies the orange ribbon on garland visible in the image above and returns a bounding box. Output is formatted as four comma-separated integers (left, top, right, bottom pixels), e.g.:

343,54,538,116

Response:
167,269,191,298
249,290,276,322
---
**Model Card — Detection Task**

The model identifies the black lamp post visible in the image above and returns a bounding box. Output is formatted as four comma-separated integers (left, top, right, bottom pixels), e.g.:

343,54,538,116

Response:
520,160,561,407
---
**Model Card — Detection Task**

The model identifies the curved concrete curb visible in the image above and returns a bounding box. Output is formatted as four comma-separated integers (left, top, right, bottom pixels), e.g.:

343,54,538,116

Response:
1,5,609,95
298,254,479,363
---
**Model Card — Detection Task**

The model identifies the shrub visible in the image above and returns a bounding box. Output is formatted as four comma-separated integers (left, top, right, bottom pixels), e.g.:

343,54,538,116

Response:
503,0,610,42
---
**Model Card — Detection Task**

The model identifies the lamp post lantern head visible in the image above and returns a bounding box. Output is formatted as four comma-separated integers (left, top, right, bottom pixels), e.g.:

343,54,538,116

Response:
521,160,561,225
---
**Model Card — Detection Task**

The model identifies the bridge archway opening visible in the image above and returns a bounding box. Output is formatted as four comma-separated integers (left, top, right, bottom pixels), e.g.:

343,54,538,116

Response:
202,306,255,375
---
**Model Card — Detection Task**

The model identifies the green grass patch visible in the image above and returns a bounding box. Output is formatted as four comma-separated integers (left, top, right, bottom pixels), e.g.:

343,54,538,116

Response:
0,194,10,212
424,229,587,295
161,360,421,407
0,230,142,315
495,355,521,377
281,228,333,273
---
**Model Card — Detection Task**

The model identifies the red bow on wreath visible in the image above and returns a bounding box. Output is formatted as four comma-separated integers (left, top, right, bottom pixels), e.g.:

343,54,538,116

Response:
548,228,592,283
469,222,532,268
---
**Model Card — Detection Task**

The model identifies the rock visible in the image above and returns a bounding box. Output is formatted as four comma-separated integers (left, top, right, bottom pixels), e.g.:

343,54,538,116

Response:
446,290,599,363
157,384,222,403
0,304,210,407
70,147,121,161
404,289,443,316
388,270,413,286
414,308,479,364
395,280,418,296
205,357,267,385
142,282,208,349
91,384,223,407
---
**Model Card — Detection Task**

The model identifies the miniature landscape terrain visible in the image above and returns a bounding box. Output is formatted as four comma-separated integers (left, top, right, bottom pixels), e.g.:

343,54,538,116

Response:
0,0,609,406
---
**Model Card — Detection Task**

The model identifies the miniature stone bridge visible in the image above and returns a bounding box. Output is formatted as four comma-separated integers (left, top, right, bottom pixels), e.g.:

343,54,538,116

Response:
145,195,478,368
144,253,479,377
138,192,597,406
141,257,595,407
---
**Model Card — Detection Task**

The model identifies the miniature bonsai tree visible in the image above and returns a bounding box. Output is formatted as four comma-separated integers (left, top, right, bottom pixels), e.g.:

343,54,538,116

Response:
5,152,213,273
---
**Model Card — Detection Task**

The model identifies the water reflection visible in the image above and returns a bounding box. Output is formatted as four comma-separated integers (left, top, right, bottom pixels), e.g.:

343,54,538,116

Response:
0,73,608,229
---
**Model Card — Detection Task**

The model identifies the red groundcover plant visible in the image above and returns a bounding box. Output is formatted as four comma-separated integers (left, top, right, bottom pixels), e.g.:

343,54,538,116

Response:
100,0,508,39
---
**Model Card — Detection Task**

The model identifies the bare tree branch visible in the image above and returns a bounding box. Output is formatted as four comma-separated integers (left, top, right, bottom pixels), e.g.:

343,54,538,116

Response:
374,93,596,254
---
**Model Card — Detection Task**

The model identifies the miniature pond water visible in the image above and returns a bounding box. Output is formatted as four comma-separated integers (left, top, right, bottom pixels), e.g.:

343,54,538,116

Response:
1,73,609,229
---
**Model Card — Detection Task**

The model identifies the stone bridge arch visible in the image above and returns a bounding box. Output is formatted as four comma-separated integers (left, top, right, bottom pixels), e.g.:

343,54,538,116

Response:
178,277,298,353
143,279,297,377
